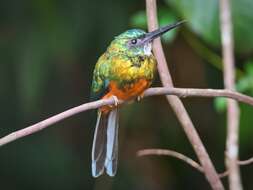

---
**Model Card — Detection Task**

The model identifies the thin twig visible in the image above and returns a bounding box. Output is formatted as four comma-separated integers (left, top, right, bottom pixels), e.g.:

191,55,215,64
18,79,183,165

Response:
219,157,253,178
137,148,229,178
137,149,204,173
219,171,229,178
237,157,253,166
219,0,242,189
221,157,253,178
145,0,224,189
1,87,253,147
137,149,253,179
145,88,253,106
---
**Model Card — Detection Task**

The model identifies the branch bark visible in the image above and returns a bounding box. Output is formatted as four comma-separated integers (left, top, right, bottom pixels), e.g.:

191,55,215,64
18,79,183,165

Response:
145,0,224,189
137,149,231,178
137,148,204,173
237,157,253,165
137,148,253,179
219,0,242,189
1,87,253,147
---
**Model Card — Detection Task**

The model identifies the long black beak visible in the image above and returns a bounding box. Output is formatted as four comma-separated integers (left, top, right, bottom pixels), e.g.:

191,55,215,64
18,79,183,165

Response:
142,21,186,43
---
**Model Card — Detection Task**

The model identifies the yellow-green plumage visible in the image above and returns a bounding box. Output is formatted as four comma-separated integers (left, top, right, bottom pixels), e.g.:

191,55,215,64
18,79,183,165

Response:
92,52,156,92
91,29,156,100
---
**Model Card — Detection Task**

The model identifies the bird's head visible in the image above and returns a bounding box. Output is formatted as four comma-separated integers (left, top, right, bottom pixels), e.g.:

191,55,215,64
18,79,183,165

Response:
107,21,185,56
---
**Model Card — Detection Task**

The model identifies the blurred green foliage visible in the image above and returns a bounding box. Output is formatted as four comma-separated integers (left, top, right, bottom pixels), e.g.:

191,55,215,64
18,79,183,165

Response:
166,0,253,54
130,8,178,43
1,0,253,190
214,61,253,113
214,97,227,113
237,61,253,93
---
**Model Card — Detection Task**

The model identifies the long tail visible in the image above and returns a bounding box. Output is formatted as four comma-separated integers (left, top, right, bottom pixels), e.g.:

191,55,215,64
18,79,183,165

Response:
91,108,119,177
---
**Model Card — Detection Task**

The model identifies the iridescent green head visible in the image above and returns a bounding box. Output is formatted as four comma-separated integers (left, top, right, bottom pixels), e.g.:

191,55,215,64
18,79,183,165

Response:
107,21,185,56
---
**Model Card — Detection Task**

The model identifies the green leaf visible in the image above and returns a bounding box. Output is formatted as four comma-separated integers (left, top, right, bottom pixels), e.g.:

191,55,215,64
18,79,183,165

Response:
236,77,251,92
165,0,253,54
130,10,147,28
236,61,253,93
245,61,253,76
214,97,227,113
240,104,253,145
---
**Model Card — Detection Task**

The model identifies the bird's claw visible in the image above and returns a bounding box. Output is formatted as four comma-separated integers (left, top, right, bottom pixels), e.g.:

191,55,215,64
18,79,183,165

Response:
111,95,119,106
137,93,145,102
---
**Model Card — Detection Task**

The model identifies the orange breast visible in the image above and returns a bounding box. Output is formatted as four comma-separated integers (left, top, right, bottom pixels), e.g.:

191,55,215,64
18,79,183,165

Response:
100,79,150,113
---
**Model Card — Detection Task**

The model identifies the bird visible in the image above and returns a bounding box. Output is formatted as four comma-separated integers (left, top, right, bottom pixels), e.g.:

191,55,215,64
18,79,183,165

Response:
90,21,184,177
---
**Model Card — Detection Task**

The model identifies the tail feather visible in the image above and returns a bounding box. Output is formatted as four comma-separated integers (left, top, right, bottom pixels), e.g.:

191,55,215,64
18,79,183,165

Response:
92,111,108,177
105,108,119,176
91,108,119,177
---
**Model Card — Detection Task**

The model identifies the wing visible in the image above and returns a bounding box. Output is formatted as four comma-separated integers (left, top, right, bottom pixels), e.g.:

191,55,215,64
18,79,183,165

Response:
90,53,137,101
90,53,111,101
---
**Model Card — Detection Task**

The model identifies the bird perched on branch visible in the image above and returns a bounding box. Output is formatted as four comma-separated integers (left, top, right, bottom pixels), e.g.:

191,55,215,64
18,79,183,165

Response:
90,21,184,177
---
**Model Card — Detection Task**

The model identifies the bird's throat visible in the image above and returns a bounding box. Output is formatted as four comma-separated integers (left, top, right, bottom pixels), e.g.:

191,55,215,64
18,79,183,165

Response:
144,43,152,56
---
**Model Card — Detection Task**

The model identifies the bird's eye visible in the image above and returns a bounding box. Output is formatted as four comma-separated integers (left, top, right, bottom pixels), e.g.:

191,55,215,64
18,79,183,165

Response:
131,39,137,45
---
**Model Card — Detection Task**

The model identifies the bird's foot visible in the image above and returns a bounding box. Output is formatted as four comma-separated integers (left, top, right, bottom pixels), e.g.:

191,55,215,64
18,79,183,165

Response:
111,95,119,106
137,93,145,102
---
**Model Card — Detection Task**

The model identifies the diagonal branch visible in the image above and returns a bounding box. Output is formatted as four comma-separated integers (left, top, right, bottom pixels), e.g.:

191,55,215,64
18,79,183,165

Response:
145,0,224,189
1,87,253,147
219,0,242,189
0,98,116,147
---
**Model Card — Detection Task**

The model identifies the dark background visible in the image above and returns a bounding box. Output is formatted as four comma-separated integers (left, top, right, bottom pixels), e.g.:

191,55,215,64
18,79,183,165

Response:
1,0,253,189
